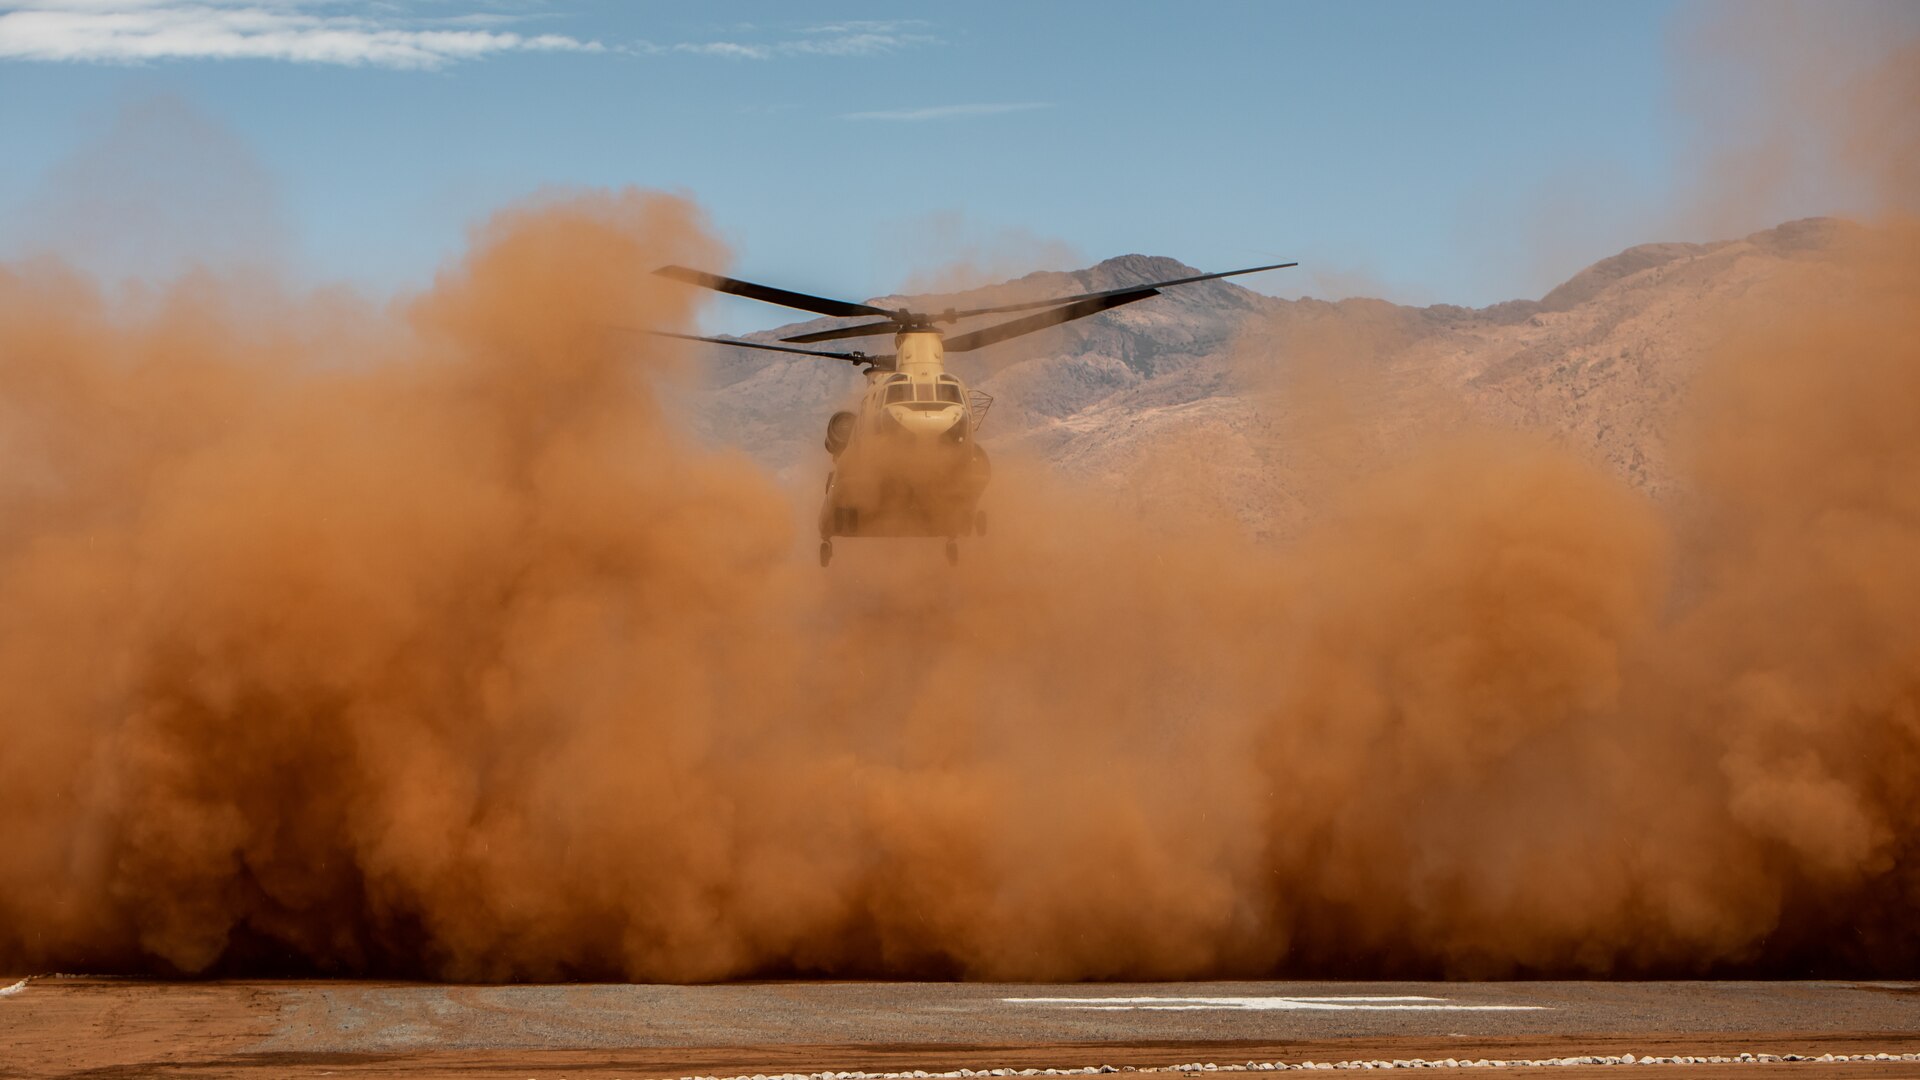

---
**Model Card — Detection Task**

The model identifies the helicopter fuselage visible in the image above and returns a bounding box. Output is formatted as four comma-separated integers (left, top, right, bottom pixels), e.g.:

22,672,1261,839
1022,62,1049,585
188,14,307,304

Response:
820,330,989,541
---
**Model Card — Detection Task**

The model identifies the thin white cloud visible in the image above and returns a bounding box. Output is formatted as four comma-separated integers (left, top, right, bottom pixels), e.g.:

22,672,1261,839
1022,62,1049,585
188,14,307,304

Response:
784,31,907,57
800,20,930,36
843,102,1053,122
661,19,933,62
670,40,769,60
0,1,603,69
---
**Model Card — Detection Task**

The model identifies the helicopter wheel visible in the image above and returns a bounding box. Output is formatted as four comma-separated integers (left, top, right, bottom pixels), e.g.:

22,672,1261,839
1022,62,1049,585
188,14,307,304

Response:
945,539,959,566
819,540,833,568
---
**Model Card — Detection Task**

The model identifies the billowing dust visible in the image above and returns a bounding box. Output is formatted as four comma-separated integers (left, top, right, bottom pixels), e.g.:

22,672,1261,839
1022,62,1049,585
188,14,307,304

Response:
1,192,1913,982
3,11,1919,982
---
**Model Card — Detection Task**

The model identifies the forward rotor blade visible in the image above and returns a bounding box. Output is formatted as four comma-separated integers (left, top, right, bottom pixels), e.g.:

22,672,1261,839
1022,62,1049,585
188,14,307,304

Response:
645,329,878,366
941,289,1159,353
782,319,903,344
654,266,894,320
947,261,1297,319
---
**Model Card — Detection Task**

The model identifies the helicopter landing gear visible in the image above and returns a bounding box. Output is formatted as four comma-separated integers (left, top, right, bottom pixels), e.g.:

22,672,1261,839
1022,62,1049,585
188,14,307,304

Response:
819,540,833,568
945,538,960,566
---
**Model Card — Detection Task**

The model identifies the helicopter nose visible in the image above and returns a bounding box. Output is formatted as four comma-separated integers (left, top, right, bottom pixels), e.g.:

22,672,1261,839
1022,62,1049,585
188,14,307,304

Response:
885,403,965,438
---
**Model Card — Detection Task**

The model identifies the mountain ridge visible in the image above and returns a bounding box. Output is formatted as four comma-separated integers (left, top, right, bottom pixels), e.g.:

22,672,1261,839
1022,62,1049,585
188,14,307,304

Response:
685,218,1857,530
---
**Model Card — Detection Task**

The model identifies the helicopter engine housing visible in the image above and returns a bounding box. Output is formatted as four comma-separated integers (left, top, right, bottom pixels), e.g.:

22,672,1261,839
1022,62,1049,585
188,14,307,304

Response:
824,410,856,456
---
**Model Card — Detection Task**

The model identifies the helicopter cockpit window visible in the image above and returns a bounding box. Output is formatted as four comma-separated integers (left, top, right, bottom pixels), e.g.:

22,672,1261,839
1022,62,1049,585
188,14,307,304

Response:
934,380,964,405
884,381,914,405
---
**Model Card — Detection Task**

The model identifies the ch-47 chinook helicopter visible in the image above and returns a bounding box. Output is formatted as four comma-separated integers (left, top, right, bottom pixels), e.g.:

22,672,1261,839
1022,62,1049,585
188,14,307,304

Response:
653,259,1296,566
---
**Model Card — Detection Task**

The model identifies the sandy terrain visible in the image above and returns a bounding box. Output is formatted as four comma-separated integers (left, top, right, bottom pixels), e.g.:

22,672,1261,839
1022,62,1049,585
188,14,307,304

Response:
5,979,1920,1079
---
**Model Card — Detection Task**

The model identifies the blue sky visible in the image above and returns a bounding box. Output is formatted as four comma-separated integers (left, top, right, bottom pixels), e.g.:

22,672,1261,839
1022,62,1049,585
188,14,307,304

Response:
0,1,1897,333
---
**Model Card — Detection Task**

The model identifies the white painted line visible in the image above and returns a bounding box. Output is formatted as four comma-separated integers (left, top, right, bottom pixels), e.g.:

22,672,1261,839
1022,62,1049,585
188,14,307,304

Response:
0,977,28,997
1003,995,1547,1012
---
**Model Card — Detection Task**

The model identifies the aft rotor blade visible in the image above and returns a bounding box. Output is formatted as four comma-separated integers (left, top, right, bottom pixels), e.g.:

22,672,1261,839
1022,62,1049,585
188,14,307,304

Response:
941,289,1159,353
654,266,895,320
782,319,903,344
645,329,879,366
948,261,1297,319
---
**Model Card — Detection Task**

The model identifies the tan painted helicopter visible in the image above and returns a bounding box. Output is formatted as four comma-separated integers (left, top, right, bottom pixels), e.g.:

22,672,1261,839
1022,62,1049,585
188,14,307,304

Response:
654,259,1295,566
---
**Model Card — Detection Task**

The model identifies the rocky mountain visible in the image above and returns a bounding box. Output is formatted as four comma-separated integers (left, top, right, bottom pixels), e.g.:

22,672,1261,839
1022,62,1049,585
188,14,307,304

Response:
683,218,1859,532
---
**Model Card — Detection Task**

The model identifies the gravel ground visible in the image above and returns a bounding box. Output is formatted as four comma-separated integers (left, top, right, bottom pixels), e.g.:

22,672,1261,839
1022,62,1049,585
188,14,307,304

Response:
4,978,1919,1079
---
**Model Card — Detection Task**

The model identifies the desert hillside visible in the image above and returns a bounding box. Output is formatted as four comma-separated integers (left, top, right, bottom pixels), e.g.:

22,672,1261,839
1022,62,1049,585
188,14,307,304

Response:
686,218,1860,531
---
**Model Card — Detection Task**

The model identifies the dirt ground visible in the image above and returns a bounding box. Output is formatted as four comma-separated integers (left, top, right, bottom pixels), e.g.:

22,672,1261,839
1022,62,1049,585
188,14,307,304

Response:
4,978,1920,1079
